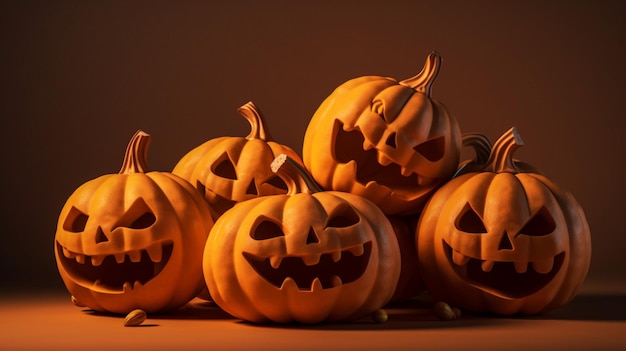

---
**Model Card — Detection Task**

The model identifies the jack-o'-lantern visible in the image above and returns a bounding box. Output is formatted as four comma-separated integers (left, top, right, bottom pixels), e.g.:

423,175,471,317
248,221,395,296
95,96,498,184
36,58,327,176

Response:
302,51,462,215
173,101,303,220
203,154,401,323
54,131,214,314
417,128,591,315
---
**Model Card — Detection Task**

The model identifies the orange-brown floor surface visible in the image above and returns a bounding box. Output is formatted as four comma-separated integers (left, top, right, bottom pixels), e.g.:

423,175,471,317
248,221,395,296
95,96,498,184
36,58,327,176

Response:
2,285,625,351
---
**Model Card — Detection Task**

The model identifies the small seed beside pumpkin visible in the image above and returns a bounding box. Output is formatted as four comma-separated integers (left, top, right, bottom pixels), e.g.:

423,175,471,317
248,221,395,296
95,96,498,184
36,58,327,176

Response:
371,309,388,323
123,309,147,327
433,301,457,321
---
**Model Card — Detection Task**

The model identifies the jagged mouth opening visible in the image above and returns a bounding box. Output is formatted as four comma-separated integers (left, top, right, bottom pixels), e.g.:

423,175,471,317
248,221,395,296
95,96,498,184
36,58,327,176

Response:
443,240,565,299
333,121,432,193
56,240,174,293
243,241,372,291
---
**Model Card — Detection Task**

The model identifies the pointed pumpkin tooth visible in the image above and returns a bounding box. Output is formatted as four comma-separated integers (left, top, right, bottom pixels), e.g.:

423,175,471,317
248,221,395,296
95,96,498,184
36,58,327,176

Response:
123,281,133,293
128,250,142,263
114,253,126,263
91,255,105,267
63,247,75,258
270,256,282,269
331,251,341,262
452,250,470,266
349,244,364,256
310,277,324,292
146,243,163,262
331,275,343,288
133,280,143,290
377,153,393,166
302,254,321,266
481,260,495,272
75,254,85,264
514,261,528,273
280,277,298,291
400,166,413,177
532,256,554,274
363,139,375,151
418,175,433,186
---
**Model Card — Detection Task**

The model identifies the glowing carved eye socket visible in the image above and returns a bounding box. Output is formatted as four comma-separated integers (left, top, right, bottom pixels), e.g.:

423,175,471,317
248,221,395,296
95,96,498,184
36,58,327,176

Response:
519,206,556,236
456,204,487,234
325,204,360,229
63,206,89,233
414,136,445,162
113,198,156,230
212,153,238,180
251,217,285,240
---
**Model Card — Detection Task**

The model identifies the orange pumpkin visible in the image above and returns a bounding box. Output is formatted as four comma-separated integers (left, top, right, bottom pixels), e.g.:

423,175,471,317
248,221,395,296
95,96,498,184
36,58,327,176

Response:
54,131,213,314
302,52,462,215
416,128,591,315
173,101,303,220
203,154,401,323
387,215,426,303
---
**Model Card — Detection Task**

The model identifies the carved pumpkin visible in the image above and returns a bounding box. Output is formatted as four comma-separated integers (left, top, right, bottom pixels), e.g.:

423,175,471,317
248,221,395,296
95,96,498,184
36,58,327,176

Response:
302,51,462,215
54,131,213,314
203,154,401,323
173,101,303,220
416,128,591,315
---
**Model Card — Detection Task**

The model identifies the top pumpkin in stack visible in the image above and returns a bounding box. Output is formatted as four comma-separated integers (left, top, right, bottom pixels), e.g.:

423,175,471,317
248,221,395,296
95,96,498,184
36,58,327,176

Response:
173,101,304,221
302,52,462,215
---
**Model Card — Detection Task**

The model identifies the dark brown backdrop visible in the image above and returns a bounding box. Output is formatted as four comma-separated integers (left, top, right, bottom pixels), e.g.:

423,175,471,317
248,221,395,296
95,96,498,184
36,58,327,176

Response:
1,0,624,294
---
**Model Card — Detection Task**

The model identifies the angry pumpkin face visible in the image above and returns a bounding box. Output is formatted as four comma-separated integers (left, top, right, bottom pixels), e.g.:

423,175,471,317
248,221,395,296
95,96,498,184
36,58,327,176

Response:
303,52,462,215
55,131,213,314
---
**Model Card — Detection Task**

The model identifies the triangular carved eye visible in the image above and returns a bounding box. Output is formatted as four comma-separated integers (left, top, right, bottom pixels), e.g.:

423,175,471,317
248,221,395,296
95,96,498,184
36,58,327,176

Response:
113,198,156,230
414,136,445,162
63,206,89,233
264,175,288,193
212,153,238,180
325,204,360,228
251,217,285,240
456,204,487,234
519,206,556,236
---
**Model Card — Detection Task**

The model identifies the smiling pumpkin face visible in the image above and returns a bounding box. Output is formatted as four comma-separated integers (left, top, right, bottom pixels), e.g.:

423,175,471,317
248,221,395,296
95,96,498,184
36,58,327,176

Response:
55,131,213,314
416,128,591,315
303,52,461,215
203,155,400,324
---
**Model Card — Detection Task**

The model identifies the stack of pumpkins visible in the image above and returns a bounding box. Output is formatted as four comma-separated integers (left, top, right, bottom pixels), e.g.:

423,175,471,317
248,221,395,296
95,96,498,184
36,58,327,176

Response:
54,52,591,324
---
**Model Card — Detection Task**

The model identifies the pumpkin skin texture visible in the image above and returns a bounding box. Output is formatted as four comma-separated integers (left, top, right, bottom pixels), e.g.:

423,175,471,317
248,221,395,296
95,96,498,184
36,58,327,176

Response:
416,128,591,315
54,131,214,314
204,154,401,324
302,52,462,215
173,101,303,220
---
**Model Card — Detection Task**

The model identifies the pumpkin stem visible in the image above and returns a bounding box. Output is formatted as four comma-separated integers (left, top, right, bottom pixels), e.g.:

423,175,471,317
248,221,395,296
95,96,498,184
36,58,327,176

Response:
399,51,441,97
462,133,492,165
119,130,151,174
483,127,524,173
271,154,323,195
238,101,273,141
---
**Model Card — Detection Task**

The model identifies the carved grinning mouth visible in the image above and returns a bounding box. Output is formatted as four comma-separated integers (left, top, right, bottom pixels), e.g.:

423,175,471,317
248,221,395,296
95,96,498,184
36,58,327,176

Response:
243,241,372,291
443,240,565,298
333,121,437,192
56,241,173,293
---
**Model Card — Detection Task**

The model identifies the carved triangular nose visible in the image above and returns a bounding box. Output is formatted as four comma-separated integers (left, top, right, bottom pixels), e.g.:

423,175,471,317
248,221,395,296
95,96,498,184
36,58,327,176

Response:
498,231,513,250
246,179,258,195
385,132,397,148
95,226,109,244
306,228,319,244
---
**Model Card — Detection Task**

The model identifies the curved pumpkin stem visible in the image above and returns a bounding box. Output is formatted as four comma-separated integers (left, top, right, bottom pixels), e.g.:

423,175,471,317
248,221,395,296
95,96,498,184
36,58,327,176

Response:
483,127,524,173
462,133,492,165
119,130,151,174
238,101,273,141
399,51,441,97
271,154,323,195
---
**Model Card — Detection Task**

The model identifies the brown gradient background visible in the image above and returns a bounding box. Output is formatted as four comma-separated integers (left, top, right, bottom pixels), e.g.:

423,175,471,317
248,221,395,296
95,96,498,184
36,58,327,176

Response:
1,0,624,296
